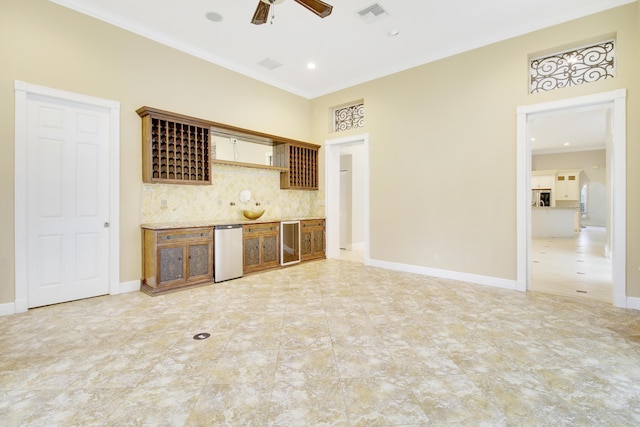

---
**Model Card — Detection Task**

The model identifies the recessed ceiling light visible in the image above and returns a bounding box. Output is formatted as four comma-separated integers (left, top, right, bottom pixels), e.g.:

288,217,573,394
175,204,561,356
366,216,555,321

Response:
530,137,535,141
307,62,316,70
564,142,571,146
205,12,223,22
388,29,400,37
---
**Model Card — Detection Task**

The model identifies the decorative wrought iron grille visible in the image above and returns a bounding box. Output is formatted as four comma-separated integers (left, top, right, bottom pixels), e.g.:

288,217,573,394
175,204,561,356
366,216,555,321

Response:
530,40,615,93
334,103,364,132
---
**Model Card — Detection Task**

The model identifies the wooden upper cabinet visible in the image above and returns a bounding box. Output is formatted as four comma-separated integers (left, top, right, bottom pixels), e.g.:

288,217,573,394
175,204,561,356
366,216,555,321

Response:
137,106,320,189
137,107,211,185
274,142,319,190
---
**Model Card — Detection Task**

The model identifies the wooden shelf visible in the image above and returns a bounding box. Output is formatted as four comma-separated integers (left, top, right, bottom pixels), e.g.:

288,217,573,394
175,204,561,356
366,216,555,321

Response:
211,159,288,172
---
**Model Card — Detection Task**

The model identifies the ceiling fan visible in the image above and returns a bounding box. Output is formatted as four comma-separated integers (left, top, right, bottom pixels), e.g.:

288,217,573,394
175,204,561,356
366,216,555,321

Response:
251,0,333,25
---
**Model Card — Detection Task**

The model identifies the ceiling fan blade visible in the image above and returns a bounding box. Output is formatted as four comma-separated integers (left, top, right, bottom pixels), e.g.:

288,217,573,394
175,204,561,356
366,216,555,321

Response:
294,0,333,18
251,1,270,25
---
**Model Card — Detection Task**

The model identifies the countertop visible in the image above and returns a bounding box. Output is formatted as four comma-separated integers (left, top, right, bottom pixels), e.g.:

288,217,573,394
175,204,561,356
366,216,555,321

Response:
140,216,326,230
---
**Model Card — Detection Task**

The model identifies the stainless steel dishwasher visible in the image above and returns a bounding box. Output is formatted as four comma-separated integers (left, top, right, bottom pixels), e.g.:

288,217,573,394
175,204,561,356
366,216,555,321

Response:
214,224,243,282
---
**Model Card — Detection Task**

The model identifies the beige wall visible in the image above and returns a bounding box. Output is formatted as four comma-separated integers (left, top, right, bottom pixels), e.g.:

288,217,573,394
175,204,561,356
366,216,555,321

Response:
311,4,640,294
0,0,312,304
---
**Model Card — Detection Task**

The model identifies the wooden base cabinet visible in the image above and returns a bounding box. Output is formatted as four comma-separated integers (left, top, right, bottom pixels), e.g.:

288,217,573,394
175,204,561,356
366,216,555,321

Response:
142,227,213,295
300,219,325,261
243,223,280,274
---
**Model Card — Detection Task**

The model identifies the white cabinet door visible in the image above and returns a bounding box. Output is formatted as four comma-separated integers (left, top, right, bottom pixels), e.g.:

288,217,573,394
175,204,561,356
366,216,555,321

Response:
532,174,554,189
556,173,580,200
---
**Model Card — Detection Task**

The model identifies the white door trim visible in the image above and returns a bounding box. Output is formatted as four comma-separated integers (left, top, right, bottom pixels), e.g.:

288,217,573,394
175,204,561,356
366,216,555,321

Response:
14,81,121,313
516,89,627,307
324,133,370,264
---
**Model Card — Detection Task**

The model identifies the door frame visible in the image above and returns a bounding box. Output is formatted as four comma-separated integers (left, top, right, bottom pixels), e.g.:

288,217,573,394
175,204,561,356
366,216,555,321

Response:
516,89,626,307
324,133,370,263
14,81,121,313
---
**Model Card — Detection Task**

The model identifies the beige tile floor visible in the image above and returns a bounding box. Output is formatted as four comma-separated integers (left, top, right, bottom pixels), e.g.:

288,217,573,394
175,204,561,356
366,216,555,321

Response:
531,226,613,302
2,249,640,426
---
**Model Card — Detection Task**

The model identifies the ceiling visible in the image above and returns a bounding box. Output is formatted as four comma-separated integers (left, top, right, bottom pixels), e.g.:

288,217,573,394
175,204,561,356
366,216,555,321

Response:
50,0,633,99
530,106,610,155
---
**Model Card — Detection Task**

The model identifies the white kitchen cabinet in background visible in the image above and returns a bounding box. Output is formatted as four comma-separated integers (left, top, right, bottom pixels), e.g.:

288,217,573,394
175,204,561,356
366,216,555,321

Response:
555,171,581,201
531,174,555,189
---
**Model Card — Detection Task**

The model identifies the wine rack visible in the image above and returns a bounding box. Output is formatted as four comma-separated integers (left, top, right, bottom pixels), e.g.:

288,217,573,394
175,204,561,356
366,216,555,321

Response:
275,143,319,190
138,108,211,185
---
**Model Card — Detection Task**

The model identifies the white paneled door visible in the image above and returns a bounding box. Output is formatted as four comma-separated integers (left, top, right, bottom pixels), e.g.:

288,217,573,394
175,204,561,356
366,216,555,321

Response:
26,96,110,308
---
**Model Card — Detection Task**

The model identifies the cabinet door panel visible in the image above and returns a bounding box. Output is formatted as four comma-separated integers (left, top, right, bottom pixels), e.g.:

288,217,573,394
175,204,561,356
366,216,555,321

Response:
312,230,324,253
300,231,312,256
159,246,184,283
263,235,279,264
244,237,261,270
189,243,210,277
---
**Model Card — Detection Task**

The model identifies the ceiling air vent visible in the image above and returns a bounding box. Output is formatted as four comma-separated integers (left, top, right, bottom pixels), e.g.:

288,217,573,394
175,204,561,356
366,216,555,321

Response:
358,3,388,23
257,57,283,70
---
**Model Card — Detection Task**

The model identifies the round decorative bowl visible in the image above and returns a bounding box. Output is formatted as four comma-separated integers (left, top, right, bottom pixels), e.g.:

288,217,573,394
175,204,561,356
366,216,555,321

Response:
243,209,265,220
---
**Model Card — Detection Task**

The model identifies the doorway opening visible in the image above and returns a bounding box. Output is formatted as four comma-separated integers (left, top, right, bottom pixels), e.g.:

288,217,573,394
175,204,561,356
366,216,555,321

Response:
324,133,370,264
516,89,627,308
529,106,612,302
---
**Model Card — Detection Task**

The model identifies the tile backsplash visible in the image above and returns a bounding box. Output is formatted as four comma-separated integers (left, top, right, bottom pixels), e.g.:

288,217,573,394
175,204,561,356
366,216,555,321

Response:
140,164,325,224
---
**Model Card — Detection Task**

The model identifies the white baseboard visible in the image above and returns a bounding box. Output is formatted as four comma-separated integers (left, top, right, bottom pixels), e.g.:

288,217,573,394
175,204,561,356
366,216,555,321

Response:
625,296,640,310
368,258,640,311
345,242,364,251
0,302,16,317
368,258,518,291
114,280,141,294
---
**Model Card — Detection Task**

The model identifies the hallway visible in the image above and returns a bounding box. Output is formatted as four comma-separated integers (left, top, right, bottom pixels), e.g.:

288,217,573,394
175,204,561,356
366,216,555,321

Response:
531,226,612,302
